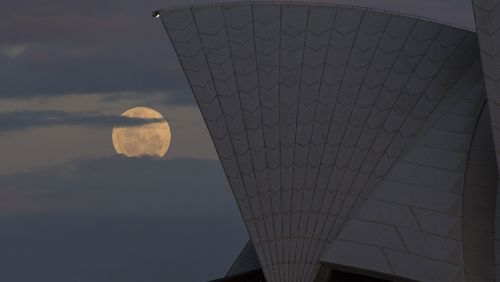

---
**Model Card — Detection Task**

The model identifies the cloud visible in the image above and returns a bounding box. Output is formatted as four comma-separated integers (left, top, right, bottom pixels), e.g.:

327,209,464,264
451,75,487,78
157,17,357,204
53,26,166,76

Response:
99,89,196,106
0,156,236,216
0,156,247,282
0,44,28,58
0,0,191,103
0,43,188,100
0,110,165,133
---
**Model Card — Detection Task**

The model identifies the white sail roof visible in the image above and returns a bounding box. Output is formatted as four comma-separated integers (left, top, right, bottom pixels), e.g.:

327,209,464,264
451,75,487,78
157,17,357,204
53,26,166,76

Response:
159,0,475,31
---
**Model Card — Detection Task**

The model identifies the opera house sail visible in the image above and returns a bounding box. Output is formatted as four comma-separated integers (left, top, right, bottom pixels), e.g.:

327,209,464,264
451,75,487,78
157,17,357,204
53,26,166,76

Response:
157,0,500,281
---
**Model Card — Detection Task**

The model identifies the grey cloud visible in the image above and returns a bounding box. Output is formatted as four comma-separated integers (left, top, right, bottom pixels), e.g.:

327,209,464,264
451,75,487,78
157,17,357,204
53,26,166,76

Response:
0,156,239,221
0,110,165,133
159,90,197,106
0,43,188,99
98,89,196,106
0,156,247,282
0,0,192,104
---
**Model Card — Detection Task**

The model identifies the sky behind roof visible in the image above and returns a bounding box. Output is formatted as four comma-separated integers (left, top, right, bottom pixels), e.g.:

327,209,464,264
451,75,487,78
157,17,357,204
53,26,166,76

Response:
0,0,475,281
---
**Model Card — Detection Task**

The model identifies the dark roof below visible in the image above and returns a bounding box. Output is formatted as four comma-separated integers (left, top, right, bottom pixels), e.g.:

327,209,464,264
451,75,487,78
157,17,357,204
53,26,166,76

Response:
226,241,262,277
210,270,266,282
210,268,393,282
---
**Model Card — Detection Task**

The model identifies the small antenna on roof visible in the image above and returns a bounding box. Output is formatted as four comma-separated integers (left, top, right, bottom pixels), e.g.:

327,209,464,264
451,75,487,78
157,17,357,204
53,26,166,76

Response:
152,10,160,19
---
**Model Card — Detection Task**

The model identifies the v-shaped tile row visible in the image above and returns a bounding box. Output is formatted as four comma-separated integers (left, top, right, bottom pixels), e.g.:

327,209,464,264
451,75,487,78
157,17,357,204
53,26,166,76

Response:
160,3,479,281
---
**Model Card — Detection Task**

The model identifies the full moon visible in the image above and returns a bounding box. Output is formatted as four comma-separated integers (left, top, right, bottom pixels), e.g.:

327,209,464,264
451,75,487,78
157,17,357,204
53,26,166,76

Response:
112,107,171,158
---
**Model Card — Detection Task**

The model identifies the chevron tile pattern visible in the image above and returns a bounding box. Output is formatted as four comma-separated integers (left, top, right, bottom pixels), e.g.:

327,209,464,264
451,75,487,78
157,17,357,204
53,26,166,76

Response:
160,3,479,281
322,76,490,281
471,0,500,280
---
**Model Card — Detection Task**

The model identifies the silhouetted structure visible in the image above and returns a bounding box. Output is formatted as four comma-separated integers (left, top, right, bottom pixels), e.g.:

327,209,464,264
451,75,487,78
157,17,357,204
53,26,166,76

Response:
157,0,500,281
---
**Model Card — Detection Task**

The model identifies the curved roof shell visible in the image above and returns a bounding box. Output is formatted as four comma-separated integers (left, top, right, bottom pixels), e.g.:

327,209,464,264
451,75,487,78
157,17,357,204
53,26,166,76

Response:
159,3,483,280
159,0,476,31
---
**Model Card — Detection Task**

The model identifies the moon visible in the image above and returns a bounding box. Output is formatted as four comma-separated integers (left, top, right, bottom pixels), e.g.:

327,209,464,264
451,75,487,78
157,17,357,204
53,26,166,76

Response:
112,107,171,158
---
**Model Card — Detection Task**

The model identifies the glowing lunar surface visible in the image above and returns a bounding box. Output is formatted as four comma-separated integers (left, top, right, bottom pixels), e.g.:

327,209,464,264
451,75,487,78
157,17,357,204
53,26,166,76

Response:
112,107,171,158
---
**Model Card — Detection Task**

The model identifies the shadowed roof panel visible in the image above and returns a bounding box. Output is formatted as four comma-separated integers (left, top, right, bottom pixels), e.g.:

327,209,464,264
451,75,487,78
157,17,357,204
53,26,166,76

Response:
226,241,262,277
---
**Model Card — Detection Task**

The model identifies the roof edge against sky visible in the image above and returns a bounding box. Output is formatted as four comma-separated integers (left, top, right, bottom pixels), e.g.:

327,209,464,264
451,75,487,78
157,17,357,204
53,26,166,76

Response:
157,0,476,32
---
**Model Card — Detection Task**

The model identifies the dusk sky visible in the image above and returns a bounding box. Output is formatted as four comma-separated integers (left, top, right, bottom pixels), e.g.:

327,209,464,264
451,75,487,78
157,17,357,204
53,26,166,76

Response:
0,1,247,281
0,0,475,281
